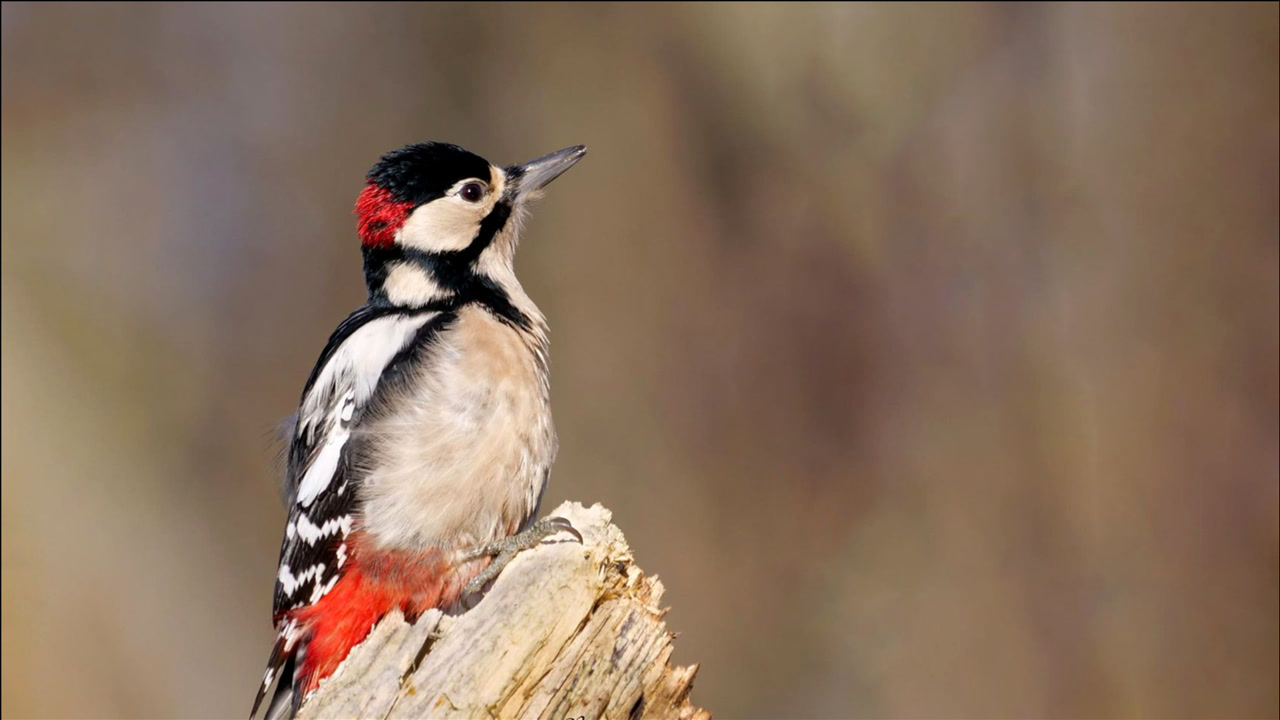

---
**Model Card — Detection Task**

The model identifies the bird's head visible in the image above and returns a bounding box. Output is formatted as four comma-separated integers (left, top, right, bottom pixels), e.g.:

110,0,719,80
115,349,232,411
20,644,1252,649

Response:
355,142,586,311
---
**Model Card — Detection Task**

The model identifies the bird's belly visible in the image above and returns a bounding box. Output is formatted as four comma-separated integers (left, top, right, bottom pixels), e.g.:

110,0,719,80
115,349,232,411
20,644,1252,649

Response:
356,311,555,551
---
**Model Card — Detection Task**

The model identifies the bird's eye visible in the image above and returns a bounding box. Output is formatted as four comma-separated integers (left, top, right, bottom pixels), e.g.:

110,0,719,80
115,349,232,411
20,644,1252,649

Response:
459,182,487,203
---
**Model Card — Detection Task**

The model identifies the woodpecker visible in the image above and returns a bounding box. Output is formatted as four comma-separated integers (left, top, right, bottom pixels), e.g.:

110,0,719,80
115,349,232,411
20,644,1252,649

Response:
250,142,586,719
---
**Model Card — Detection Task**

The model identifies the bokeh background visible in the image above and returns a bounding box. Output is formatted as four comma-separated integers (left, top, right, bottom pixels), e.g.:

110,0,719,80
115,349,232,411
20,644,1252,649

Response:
2,2,1277,718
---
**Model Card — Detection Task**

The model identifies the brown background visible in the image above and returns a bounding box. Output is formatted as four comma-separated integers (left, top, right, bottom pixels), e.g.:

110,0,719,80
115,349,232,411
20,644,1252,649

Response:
2,3,1277,718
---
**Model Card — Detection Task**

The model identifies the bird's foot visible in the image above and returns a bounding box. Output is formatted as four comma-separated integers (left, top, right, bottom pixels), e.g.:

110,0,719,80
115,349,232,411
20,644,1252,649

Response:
460,517,582,599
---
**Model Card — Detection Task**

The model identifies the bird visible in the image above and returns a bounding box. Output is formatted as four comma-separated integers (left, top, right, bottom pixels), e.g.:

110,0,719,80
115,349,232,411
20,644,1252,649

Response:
250,141,587,719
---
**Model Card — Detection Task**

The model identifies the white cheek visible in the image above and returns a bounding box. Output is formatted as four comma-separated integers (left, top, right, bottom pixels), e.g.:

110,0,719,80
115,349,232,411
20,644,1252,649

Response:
396,200,479,252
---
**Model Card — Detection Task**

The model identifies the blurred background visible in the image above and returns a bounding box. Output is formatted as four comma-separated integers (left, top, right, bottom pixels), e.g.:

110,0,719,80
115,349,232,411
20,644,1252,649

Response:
2,3,1277,718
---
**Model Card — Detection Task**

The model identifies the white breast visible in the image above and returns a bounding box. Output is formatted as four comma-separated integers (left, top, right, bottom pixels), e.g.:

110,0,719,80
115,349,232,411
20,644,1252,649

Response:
356,306,556,550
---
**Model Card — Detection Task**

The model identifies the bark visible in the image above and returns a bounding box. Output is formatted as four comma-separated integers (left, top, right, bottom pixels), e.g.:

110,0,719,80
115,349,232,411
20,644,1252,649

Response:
295,502,709,720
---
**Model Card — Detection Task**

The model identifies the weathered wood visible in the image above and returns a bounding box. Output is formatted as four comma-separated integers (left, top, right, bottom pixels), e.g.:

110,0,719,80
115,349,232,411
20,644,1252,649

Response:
296,502,709,720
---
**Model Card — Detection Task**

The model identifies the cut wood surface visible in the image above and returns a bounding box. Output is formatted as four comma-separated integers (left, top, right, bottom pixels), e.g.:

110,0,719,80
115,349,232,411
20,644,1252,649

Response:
296,502,709,720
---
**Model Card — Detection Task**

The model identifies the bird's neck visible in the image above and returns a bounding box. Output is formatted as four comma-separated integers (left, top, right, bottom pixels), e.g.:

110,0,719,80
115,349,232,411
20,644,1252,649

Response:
362,245,545,338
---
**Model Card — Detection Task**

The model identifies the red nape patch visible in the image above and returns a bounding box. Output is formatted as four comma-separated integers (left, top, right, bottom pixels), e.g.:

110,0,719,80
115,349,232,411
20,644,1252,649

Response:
289,540,483,697
355,184,413,248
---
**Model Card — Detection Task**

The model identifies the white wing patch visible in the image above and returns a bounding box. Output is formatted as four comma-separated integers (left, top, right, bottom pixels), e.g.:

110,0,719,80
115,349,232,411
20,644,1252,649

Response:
303,314,437,419
296,391,354,507
294,313,436,507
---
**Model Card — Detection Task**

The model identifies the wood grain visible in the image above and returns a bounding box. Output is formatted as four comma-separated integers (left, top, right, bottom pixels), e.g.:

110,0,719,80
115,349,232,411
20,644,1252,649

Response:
296,502,709,720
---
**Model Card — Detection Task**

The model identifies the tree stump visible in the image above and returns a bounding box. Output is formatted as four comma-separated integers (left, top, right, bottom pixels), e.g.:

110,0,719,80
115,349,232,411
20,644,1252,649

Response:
295,502,709,720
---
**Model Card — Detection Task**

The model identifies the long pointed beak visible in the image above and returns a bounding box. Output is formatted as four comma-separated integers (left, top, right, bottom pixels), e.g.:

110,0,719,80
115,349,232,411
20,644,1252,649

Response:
510,145,587,199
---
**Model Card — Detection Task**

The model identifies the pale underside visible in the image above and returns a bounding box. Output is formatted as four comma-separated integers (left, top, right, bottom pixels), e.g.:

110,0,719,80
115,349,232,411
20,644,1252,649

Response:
357,303,556,552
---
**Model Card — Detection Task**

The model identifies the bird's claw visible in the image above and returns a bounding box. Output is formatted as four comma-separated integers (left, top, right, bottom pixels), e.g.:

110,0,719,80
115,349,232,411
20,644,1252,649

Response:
543,516,583,544
458,516,583,602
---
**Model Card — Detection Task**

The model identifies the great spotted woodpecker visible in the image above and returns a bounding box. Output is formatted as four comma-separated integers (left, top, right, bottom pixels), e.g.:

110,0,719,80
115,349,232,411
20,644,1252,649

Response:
251,142,586,719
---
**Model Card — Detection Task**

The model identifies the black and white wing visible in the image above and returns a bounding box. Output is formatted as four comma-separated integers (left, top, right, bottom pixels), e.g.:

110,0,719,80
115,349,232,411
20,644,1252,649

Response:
252,304,443,718
274,305,443,616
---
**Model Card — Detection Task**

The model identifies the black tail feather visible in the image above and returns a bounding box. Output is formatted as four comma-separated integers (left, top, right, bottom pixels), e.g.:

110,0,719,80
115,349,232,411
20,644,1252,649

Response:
250,636,292,719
